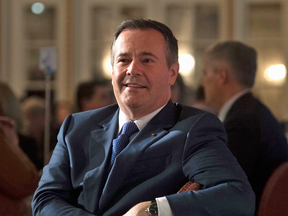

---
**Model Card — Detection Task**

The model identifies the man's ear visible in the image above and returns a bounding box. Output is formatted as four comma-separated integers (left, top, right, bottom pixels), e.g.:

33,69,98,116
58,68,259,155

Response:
218,68,228,85
218,60,233,85
169,63,179,86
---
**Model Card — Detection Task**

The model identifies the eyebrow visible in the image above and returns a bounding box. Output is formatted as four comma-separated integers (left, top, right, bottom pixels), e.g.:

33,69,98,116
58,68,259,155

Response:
116,53,129,58
141,52,159,60
116,52,159,60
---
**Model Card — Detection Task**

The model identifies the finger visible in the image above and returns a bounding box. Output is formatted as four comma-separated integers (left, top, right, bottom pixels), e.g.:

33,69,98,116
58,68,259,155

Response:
0,117,16,128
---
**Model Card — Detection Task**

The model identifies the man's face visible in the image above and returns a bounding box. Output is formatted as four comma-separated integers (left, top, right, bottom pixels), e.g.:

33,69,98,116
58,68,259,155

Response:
111,29,178,119
201,56,220,109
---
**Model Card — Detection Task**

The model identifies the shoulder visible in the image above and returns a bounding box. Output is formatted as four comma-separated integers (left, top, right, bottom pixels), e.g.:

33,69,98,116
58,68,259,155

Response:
71,104,118,120
229,93,276,122
175,103,222,129
226,93,261,121
176,103,217,120
62,104,119,130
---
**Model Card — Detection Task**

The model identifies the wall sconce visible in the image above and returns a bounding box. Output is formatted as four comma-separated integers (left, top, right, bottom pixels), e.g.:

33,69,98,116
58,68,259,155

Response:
264,64,287,86
103,56,112,78
179,53,195,76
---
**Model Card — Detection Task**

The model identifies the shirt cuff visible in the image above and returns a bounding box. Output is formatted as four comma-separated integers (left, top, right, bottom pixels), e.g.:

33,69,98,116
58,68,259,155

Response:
156,197,174,216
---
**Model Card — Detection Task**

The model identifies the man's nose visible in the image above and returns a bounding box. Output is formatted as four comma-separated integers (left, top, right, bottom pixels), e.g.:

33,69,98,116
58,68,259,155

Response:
126,60,143,76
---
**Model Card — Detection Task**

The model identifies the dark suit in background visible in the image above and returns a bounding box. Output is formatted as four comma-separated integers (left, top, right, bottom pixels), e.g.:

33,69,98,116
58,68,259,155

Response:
224,92,288,207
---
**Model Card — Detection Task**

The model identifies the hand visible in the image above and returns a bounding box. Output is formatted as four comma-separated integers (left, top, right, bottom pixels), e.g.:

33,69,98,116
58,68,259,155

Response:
123,201,151,216
0,116,19,151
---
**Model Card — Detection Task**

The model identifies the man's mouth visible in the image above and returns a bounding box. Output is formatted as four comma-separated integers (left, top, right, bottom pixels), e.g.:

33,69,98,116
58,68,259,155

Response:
124,83,145,88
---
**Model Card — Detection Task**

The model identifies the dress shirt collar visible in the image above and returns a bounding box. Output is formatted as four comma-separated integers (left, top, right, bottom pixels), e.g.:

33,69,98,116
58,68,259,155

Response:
118,104,166,134
218,89,251,122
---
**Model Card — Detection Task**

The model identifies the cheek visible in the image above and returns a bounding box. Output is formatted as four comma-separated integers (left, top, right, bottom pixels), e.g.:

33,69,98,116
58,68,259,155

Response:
202,78,213,96
204,75,214,86
112,70,122,86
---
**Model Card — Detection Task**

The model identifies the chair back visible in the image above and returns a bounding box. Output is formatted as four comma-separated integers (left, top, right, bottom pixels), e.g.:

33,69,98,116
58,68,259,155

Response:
177,181,201,193
257,162,288,216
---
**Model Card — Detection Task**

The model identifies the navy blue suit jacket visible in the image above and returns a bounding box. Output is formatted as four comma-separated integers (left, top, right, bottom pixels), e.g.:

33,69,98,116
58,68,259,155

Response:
32,101,255,216
223,92,288,208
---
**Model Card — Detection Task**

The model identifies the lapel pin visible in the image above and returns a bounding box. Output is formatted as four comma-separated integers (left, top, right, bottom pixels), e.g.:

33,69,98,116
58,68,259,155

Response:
151,133,157,137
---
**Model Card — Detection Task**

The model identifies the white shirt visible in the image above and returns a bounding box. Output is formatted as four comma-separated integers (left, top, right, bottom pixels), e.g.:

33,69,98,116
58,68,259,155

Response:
118,105,174,216
218,89,251,122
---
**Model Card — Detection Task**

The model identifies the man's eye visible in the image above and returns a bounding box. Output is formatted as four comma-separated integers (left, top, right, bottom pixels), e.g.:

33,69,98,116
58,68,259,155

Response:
118,59,129,63
143,58,153,63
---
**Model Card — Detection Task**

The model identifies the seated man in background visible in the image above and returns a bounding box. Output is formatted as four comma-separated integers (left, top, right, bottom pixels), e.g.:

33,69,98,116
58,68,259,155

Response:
32,19,255,216
21,96,47,169
76,78,114,112
201,41,288,211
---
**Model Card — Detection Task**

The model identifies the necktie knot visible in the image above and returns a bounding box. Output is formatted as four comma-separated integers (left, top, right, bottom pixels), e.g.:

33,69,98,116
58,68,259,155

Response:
108,121,139,174
121,121,139,137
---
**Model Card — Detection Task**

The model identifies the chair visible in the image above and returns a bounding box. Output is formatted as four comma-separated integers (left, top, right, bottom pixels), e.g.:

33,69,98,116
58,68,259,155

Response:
257,162,288,216
177,181,201,193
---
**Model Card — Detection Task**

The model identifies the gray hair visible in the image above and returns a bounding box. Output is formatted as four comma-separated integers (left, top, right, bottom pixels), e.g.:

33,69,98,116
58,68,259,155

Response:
206,41,257,88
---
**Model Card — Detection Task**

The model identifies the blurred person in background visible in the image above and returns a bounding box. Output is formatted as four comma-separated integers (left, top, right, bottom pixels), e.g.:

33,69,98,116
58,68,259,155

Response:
21,96,67,169
201,41,288,212
21,96,46,169
55,100,73,125
0,82,41,170
76,78,114,112
50,100,73,146
191,85,216,114
0,115,39,215
171,73,188,104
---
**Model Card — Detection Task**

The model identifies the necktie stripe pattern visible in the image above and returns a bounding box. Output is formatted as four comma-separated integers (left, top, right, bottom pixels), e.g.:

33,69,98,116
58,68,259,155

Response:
108,122,139,173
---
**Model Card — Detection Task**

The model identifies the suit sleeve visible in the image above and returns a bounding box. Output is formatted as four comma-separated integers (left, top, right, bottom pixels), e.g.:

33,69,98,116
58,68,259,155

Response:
166,113,255,216
31,115,95,216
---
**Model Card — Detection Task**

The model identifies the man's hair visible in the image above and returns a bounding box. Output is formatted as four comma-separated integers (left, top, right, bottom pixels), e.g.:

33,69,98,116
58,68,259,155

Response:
206,41,257,88
110,19,178,69
76,79,111,112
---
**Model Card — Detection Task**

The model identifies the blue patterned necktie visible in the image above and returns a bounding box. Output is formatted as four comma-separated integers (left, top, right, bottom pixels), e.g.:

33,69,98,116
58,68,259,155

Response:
108,121,139,173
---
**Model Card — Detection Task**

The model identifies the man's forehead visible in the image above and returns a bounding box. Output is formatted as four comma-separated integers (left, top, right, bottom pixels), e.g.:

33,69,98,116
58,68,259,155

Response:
114,30,166,56
115,29,164,44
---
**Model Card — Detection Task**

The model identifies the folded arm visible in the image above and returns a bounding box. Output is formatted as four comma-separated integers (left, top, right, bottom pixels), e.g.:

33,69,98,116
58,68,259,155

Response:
166,113,255,216
124,113,255,216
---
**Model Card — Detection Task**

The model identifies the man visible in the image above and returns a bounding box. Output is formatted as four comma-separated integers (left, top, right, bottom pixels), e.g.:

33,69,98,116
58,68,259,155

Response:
201,41,288,210
32,19,255,216
76,78,114,112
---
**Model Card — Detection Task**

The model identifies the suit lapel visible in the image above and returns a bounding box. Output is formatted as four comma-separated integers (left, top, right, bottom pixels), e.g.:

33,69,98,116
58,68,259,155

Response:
82,109,119,212
99,101,179,208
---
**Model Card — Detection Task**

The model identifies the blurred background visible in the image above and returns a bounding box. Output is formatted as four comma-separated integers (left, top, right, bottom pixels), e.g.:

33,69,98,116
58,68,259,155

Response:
0,0,287,123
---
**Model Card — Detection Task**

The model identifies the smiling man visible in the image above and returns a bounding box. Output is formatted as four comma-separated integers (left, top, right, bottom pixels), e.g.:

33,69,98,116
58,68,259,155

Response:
111,27,178,120
32,19,255,216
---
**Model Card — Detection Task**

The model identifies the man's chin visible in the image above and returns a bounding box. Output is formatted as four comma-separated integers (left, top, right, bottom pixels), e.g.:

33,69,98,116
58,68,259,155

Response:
124,100,143,109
